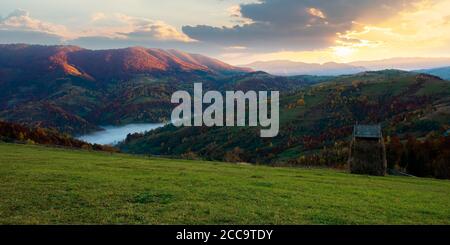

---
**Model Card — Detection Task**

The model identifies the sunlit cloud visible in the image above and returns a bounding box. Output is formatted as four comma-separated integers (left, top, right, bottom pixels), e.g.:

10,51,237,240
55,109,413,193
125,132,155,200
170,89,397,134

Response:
0,9,196,47
307,8,326,19
114,14,196,42
80,13,196,42
225,46,247,50
218,0,450,64
227,5,254,25
328,0,450,61
90,12,107,22
0,9,73,40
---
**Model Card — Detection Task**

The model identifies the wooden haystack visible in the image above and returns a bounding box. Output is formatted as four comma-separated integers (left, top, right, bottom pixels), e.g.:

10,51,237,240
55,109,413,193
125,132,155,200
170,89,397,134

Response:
348,124,387,176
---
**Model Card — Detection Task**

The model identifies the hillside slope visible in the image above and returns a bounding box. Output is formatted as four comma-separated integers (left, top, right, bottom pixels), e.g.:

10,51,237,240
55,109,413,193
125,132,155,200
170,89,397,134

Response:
121,70,450,166
415,66,450,80
0,120,118,152
0,143,449,224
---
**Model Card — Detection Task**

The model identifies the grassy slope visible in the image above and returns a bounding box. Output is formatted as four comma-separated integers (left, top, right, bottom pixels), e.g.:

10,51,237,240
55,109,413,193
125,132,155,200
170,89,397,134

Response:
0,143,449,224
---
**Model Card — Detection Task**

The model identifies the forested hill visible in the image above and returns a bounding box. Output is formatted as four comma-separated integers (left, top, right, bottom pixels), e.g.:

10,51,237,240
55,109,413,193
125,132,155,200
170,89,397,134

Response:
0,44,316,134
0,120,117,152
120,70,450,177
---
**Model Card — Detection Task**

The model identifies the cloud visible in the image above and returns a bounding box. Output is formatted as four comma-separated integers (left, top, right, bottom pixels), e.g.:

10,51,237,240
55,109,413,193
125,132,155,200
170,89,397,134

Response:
113,14,195,42
308,8,326,19
0,9,71,39
334,0,450,57
226,5,253,25
91,12,107,22
0,9,195,48
71,13,196,48
182,0,423,52
69,14,198,52
3,1,446,65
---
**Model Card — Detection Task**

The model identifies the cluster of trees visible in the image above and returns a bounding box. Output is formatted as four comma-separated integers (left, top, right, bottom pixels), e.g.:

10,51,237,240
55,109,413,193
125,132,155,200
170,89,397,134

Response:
285,134,450,179
0,121,118,152
285,141,349,169
385,135,450,179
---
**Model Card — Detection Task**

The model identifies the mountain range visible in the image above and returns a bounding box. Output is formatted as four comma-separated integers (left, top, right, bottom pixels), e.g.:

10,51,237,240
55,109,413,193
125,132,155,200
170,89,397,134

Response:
0,44,314,134
1,44,449,139
242,60,366,76
242,57,450,76
0,44,251,81
350,57,450,71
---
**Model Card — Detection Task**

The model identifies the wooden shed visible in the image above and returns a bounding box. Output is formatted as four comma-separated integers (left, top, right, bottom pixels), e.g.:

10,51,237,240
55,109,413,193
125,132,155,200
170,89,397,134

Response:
348,124,387,176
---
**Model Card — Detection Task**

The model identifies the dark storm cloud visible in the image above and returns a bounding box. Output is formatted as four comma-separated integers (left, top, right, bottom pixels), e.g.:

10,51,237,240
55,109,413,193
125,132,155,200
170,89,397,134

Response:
183,0,418,52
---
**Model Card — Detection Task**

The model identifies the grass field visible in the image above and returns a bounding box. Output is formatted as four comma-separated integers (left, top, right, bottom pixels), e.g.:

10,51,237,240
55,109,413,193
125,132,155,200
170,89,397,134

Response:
0,143,449,224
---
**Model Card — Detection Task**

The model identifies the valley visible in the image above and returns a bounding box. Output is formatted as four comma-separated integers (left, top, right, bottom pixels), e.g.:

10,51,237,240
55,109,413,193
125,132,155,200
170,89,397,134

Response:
0,44,312,134
1,44,449,180
76,123,165,145
120,71,450,167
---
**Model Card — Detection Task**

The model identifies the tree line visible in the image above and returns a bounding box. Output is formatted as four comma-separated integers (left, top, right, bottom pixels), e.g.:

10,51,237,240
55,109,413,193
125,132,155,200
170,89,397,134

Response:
0,121,118,152
284,134,450,179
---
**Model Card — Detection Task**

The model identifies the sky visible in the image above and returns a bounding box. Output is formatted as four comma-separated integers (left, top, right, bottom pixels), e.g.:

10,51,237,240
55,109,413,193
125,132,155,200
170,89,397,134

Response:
1,0,450,65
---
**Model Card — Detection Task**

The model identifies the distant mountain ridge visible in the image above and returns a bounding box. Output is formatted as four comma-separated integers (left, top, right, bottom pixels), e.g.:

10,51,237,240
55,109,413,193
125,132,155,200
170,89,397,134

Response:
350,57,450,71
414,66,450,80
242,57,450,76
242,60,366,76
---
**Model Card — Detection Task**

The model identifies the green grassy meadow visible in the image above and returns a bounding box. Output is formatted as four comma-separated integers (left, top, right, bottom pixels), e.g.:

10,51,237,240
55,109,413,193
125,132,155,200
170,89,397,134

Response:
0,143,449,224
